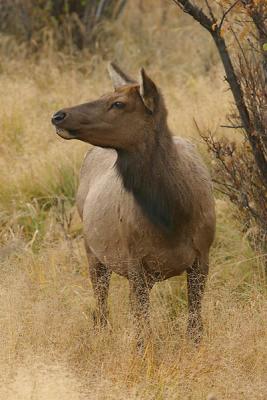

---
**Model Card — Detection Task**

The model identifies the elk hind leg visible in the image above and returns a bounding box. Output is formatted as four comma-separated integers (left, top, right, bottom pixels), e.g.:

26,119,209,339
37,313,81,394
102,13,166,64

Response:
187,256,209,342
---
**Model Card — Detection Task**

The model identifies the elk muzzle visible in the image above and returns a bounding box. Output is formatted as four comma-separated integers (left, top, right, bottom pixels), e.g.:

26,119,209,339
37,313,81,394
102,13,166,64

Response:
51,110,68,125
51,109,74,140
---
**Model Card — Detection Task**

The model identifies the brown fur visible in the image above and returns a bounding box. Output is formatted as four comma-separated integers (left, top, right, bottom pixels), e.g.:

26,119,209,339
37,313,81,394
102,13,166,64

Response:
51,63,216,342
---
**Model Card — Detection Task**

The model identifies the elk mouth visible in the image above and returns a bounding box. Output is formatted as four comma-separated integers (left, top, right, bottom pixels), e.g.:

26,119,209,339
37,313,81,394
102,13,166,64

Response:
55,127,76,140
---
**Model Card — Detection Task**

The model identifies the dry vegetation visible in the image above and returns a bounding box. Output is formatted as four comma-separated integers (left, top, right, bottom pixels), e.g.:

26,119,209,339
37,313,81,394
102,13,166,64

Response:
0,2,266,399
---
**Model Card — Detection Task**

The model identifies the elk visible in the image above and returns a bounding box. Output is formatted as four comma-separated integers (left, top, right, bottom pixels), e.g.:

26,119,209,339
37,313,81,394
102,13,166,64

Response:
51,63,216,343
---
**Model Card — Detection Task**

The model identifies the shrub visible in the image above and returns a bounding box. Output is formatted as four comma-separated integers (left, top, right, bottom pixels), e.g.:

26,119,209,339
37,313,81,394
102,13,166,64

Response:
0,0,128,51
173,0,267,261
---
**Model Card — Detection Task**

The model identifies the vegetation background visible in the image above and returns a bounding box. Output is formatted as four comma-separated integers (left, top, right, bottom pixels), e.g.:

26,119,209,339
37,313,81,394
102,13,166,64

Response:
0,1,266,399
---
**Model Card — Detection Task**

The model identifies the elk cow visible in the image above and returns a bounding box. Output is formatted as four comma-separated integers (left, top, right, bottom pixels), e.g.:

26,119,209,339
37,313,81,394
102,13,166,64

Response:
51,63,216,342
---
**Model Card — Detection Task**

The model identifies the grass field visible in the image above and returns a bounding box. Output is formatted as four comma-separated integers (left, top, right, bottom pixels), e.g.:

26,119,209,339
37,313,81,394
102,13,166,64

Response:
0,2,266,399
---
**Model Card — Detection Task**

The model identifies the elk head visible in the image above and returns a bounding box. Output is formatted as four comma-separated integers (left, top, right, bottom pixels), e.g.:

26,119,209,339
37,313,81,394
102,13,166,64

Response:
51,63,167,151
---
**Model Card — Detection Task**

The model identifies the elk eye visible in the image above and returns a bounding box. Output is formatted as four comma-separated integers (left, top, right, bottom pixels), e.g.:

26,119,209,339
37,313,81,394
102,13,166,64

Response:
111,101,125,109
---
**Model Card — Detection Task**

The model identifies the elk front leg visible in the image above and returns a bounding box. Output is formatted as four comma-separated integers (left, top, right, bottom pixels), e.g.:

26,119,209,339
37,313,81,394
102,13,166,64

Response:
86,247,111,328
187,256,209,343
129,272,152,349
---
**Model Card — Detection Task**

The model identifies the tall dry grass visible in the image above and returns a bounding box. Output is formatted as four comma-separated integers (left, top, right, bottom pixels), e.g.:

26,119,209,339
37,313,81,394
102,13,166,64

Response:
0,2,266,399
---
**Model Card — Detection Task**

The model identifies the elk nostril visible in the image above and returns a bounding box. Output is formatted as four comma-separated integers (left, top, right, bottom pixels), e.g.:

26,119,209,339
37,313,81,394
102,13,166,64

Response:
52,111,67,125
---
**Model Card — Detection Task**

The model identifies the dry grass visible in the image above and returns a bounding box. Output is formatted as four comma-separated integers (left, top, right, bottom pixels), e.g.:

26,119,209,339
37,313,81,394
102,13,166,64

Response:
0,2,266,399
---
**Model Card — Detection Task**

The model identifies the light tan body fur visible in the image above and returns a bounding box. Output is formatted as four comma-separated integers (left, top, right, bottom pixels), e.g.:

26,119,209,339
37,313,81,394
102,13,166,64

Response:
77,139,214,282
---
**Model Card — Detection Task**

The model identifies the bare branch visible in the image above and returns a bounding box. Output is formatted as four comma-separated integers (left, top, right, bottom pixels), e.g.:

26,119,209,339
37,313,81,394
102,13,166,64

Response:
172,0,213,32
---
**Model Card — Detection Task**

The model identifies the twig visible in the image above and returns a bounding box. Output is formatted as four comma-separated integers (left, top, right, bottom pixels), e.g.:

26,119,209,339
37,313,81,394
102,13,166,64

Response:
204,0,216,23
218,0,241,32
221,124,244,129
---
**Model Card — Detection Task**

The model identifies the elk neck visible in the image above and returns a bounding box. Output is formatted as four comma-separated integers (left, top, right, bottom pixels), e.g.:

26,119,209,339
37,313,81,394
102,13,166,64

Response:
115,126,193,236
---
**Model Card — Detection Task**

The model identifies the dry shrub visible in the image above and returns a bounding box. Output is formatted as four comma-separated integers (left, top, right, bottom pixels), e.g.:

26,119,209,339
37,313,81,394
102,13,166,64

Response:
199,1,267,258
173,0,267,258
203,135,267,254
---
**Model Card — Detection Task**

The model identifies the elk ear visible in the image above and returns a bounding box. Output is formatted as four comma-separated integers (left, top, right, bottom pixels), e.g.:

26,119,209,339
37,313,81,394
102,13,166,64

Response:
139,68,159,113
108,62,136,89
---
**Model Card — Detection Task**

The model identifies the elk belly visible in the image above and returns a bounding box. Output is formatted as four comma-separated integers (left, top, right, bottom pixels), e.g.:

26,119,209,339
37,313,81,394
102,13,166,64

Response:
82,173,196,280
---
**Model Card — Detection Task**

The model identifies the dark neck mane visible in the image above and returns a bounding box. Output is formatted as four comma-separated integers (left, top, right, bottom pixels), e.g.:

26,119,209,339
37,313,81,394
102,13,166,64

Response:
116,130,192,235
